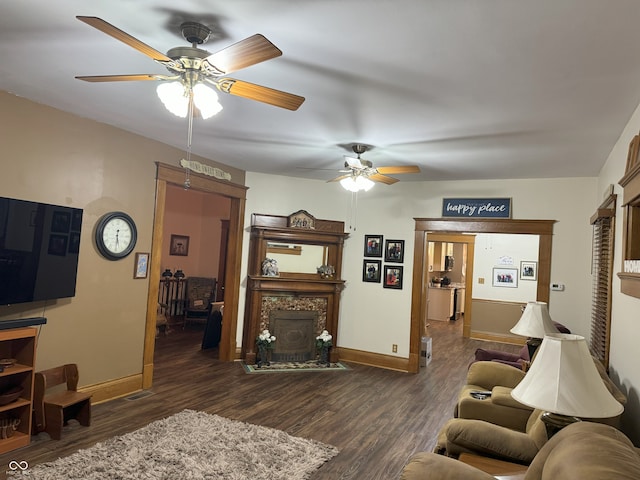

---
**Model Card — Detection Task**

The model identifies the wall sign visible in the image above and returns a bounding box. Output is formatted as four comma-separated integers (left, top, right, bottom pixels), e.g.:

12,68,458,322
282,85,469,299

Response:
442,198,512,218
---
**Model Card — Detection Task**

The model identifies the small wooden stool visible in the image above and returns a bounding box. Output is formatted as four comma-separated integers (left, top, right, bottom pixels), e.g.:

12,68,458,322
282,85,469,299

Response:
33,364,91,440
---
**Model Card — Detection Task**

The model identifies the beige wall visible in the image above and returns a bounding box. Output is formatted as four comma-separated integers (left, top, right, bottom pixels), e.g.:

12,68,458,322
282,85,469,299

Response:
0,91,244,388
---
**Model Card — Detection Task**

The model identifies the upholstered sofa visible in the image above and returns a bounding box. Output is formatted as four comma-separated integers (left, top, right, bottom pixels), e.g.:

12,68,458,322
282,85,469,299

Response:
401,421,640,479
455,359,626,432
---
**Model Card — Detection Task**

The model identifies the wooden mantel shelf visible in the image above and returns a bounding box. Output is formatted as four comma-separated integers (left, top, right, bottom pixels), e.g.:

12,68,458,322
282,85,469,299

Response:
248,275,346,292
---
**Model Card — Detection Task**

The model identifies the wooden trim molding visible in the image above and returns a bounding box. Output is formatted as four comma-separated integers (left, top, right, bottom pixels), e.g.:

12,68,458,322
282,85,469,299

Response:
142,162,248,390
80,374,143,405
618,133,640,298
337,347,410,372
410,218,555,374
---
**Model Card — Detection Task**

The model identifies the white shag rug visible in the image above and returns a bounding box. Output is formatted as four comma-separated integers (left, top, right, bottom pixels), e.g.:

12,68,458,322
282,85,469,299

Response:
11,410,339,479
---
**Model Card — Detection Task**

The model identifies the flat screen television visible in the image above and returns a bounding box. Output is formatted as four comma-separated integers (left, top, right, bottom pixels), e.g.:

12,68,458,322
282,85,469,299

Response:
0,196,83,306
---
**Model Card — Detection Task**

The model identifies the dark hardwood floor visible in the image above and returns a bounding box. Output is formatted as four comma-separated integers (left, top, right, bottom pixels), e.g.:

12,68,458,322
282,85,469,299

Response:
0,319,520,479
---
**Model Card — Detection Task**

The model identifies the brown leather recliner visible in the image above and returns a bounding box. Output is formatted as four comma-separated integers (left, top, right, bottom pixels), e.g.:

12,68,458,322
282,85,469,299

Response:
402,421,640,480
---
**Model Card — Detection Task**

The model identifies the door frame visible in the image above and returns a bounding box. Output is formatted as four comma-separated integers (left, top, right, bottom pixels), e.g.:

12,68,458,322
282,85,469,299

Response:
141,163,248,389
408,218,555,373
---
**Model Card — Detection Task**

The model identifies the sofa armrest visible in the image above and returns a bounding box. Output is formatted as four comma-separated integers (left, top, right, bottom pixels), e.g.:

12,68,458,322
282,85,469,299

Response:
492,386,533,411
400,452,495,480
443,418,540,464
467,361,525,390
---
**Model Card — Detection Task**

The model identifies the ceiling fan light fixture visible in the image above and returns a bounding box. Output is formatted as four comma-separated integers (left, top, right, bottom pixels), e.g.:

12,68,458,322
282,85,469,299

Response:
157,81,223,119
340,176,375,192
156,81,189,118
192,83,223,119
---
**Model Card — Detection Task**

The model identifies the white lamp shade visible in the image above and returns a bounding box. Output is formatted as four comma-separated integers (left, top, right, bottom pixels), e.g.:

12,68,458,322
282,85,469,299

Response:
510,301,558,338
511,333,623,418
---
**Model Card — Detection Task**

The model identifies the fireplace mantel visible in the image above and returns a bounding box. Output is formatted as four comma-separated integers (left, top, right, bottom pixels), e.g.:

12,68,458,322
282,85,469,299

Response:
242,212,349,364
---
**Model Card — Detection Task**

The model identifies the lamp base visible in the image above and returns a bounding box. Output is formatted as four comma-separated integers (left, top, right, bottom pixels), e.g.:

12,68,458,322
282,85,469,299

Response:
541,412,581,438
526,338,542,361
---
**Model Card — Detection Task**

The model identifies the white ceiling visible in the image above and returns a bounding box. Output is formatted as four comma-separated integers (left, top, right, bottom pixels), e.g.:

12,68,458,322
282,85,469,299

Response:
3,1,640,183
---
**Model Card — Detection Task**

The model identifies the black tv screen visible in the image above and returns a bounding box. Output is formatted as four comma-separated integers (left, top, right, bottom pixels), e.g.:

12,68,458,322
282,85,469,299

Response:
0,196,83,306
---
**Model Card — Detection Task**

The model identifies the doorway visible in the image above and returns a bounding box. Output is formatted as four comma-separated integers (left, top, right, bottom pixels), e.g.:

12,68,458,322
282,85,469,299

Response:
409,218,555,373
142,163,248,389
155,184,230,357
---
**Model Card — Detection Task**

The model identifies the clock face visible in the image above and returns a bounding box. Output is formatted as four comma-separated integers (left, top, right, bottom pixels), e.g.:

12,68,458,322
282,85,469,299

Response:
95,212,137,260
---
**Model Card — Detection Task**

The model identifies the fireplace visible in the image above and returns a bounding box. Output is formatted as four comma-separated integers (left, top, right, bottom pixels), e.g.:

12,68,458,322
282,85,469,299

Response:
269,310,318,361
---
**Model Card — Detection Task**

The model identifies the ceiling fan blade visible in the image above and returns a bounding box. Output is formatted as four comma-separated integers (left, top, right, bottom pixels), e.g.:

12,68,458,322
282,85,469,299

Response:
75,74,173,82
202,34,282,75
375,165,421,175
213,78,305,110
327,174,352,183
368,173,399,185
76,16,175,65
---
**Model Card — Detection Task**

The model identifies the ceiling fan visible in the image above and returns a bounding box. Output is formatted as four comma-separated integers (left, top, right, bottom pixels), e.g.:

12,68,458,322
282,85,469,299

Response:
75,16,305,112
328,144,421,191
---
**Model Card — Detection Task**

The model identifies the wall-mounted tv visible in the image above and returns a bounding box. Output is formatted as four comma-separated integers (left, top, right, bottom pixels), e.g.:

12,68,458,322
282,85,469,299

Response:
0,196,83,306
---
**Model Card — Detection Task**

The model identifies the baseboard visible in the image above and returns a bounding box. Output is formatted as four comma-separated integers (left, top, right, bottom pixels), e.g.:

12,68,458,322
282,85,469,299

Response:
79,373,144,405
337,347,410,372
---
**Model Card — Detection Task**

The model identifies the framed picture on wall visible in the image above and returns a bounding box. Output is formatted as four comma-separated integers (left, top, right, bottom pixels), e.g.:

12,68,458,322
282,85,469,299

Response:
383,265,404,289
169,234,190,256
363,260,382,283
134,252,150,279
520,261,537,281
384,239,405,263
492,267,518,288
364,235,383,257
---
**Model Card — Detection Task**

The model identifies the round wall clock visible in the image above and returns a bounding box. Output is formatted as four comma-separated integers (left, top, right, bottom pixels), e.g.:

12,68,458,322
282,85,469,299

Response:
95,211,137,261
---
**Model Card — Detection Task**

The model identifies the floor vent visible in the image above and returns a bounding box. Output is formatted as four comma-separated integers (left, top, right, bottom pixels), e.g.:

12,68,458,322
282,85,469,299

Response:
124,390,155,401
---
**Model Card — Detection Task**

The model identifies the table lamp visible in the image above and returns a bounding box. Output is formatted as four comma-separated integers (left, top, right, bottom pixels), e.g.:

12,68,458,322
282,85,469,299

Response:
510,301,558,360
511,333,624,436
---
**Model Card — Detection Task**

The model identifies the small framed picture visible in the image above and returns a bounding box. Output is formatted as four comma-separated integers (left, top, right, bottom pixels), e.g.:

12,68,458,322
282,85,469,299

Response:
492,267,518,288
363,260,382,283
520,261,538,281
383,265,404,289
134,252,150,279
364,235,383,257
170,234,189,256
384,239,405,263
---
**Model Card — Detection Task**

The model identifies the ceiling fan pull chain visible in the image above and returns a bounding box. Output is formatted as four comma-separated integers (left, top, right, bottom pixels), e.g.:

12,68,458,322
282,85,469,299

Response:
184,90,194,190
347,191,358,231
